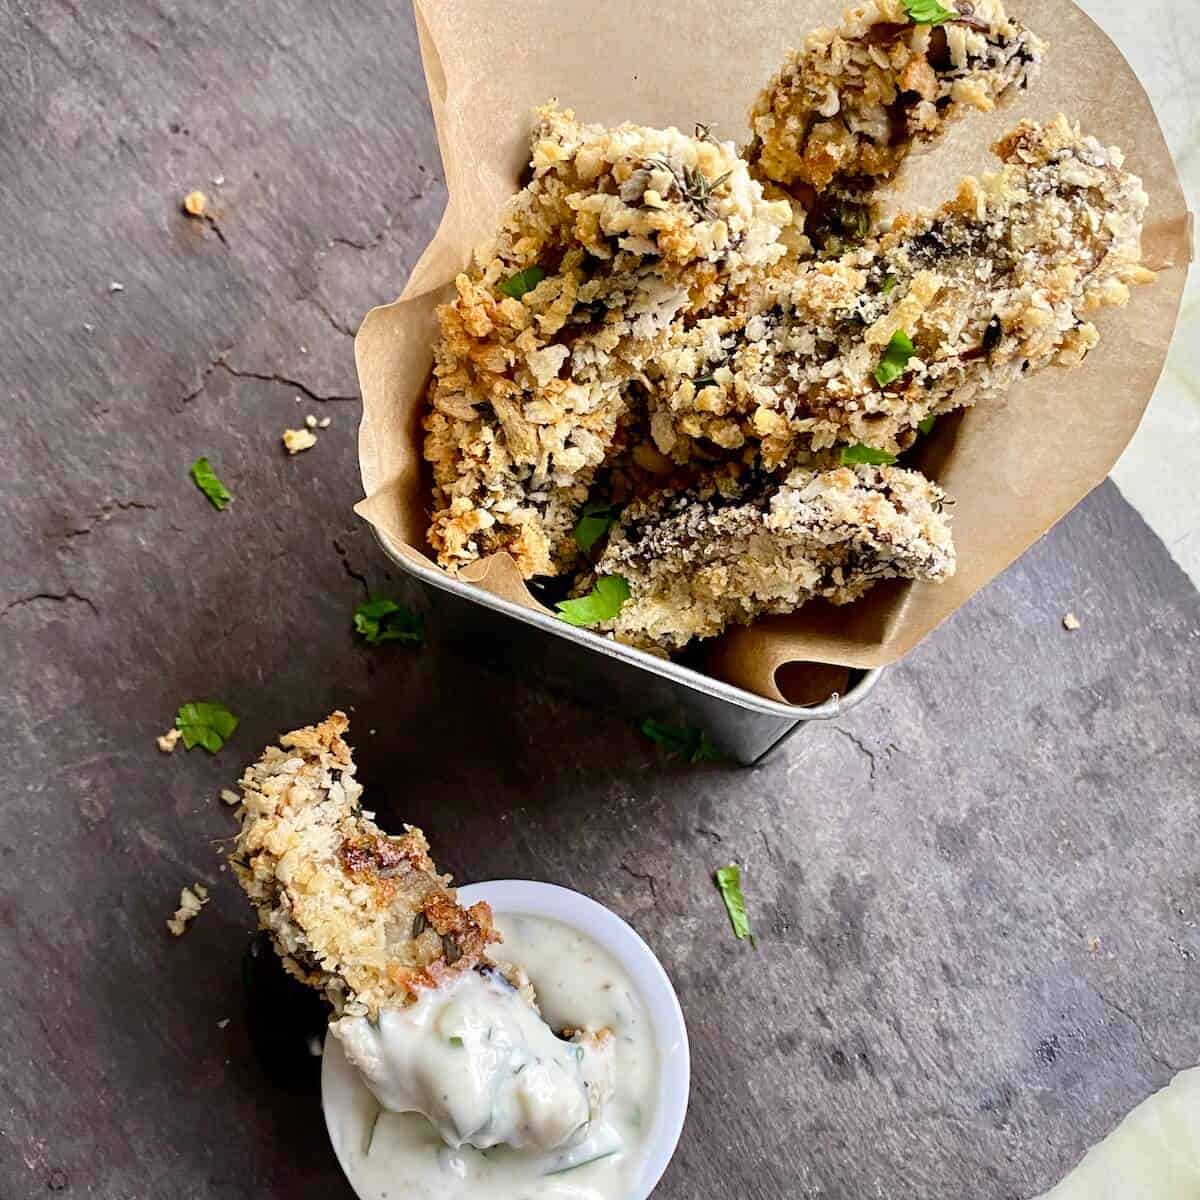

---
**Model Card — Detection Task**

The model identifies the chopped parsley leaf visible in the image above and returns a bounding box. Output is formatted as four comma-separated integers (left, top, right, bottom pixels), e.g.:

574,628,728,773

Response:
918,414,937,435
639,718,723,763
190,457,231,510
840,443,898,467
573,502,618,555
903,0,956,24
353,597,424,646
874,329,916,387
555,575,630,627
714,864,756,947
498,266,545,300
175,701,239,754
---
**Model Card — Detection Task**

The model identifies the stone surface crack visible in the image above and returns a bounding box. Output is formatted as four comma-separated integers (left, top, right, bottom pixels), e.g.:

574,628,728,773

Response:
65,499,158,539
330,203,403,254
304,292,355,338
216,360,357,404
620,862,658,902
831,726,878,785
333,536,369,596
695,826,724,843
1095,991,1181,1075
2,590,98,618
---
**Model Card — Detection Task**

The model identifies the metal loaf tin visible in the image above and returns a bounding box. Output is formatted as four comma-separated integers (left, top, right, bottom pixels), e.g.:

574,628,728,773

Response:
375,530,882,766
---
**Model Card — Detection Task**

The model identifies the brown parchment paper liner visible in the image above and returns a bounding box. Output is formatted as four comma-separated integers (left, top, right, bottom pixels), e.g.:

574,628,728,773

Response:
356,0,1191,704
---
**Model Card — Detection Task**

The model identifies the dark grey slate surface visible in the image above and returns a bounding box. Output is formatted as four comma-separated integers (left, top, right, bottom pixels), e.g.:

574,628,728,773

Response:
0,2,1196,1197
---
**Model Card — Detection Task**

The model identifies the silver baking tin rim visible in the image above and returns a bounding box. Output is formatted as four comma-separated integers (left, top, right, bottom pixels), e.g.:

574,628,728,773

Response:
370,527,883,721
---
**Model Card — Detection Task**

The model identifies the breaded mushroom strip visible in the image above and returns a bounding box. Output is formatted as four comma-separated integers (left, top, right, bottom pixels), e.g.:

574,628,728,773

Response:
593,464,954,652
230,712,497,1017
650,116,1153,469
748,0,1044,248
424,104,791,579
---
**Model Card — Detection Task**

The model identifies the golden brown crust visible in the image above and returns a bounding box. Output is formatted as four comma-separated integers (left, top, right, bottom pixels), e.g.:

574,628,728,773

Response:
595,464,955,651
746,0,1044,247
230,712,497,1016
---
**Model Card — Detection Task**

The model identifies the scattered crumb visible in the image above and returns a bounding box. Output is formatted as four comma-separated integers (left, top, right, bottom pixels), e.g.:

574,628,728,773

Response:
305,413,318,429
318,416,332,429
282,428,318,455
166,883,210,936
183,190,208,217
294,394,304,403
307,1035,324,1058
1063,611,1081,631
369,728,377,736
211,174,226,187
220,787,240,806
1089,937,1102,952
83,322,95,333
217,1018,230,1029
109,281,124,293
299,345,308,355
157,728,182,754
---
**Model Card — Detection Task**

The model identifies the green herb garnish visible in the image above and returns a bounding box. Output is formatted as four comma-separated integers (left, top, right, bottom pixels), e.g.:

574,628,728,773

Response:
639,719,723,763
644,157,732,218
574,502,618,555
918,414,937,435
449,1036,464,1047
840,443,898,467
693,375,718,390
353,597,424,646
903,0,956,24
874,329,916,387
714,863,756,947
175,701,239,754
498,266,545,300
838,203,871,240
555,575,630,627
881,273,898,295
189,456,231,510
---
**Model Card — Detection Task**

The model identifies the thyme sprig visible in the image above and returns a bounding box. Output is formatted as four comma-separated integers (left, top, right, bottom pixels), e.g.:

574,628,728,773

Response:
643,155,733,219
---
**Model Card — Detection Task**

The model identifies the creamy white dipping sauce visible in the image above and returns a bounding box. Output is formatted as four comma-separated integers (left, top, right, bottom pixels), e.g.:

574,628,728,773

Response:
331,913,659,1200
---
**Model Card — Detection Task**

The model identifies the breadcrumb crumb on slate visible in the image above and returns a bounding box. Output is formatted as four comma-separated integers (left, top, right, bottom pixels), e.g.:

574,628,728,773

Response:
167,883,209,936
594,464,954,651
282,427,318,455
157,728,182,753
229,712,497,1017
1063,611,1081,630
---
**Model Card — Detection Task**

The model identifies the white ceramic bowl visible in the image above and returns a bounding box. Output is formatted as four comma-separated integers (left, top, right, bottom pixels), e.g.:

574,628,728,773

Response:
322,878,691,1199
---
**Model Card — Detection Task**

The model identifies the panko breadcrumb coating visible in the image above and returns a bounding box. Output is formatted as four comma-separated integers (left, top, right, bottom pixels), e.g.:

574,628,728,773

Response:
593,464,954,652
230,712,497,1017
651,116,1153,469
424,104,791,578
419,1,1152,656
748,0,1044,248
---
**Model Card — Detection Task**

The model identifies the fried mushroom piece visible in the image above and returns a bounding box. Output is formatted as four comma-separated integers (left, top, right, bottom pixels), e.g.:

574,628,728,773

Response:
230,712,497,1017
592,464,955,652
424,104,792,579
650,116,1154,469
747,0,1045,248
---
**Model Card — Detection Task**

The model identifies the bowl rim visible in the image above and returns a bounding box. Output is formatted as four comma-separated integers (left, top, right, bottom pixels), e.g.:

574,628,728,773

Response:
321,878,691,1200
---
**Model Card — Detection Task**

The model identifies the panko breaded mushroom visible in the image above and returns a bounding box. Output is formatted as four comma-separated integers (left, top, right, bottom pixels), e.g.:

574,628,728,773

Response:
650,116,1153,469
424,104,792,579
593,464,955,652
747,0,1044,248
230,712,497,1018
